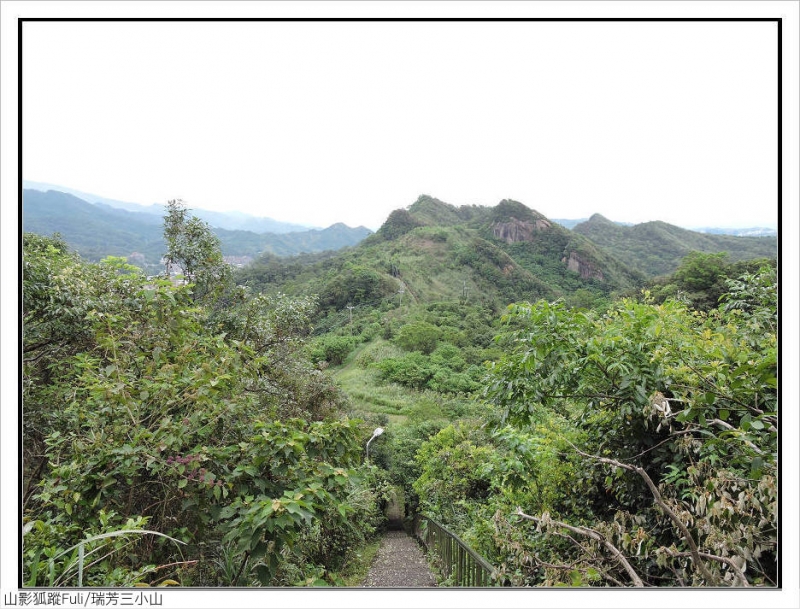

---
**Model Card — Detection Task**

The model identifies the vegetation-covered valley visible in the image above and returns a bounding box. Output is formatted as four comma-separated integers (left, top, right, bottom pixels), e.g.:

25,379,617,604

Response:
22,196,778,588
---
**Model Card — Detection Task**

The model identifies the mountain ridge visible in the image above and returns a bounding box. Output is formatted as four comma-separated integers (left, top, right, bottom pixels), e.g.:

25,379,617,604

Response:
572,214,777,276
238,194,777,317
239,196,645,313
22,181,317,234
22,189,372,272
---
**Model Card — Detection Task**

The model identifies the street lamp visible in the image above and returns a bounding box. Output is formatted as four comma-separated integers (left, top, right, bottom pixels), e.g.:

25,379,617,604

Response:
366,427,384,461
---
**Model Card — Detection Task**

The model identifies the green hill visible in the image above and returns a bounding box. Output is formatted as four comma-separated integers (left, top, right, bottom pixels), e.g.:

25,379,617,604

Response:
573,213,777,276
22,189,166,266
23,180,316,233
238,196,645,313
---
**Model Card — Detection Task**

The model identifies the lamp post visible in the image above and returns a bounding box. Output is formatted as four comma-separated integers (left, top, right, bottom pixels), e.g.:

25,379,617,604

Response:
366,427,384,462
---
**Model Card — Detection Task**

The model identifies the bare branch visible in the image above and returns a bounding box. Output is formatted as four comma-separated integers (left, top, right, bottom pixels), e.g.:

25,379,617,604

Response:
665,549,750,587
515,508,644,587
530,553,625,587
666,562,687,587
564,440,719,585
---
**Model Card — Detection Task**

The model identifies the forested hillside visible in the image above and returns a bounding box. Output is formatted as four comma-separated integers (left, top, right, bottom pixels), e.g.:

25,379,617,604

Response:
237,196,646,315
22,196,779,588
573,213,777,276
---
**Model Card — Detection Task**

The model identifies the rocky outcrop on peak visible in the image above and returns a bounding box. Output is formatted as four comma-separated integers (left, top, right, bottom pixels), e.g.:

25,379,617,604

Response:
492,217,552,244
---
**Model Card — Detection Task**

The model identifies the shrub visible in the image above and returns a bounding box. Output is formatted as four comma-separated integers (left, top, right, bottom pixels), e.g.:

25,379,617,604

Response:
309,335,357,365
22,234,384,587
355,341,405,368
393,321,441,354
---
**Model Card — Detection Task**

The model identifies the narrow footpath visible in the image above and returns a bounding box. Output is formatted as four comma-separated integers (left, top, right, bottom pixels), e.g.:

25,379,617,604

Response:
360,488,437,588
360,530,437,588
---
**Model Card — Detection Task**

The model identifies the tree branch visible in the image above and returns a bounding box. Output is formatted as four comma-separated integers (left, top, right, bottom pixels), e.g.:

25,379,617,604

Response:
565,441,719,585
664,549,749,587
515,508,644,587
709,419,765,455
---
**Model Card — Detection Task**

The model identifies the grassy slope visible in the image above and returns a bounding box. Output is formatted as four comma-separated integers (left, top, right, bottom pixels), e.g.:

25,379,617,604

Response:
331,336,480,428
333,341,415,424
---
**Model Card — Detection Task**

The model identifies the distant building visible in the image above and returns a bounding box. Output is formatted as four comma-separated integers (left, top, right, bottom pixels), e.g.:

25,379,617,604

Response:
223,255,253,268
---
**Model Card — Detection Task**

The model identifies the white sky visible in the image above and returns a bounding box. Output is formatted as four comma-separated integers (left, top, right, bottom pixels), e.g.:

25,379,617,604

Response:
21,18,779,230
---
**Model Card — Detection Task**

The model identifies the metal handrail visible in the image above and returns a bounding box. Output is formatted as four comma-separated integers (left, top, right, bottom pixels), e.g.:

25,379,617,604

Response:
413,514,498,587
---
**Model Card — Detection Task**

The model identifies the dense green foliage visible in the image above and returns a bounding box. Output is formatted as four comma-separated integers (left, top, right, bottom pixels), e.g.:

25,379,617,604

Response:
411,265,777,586
22,231,388,587
344,302,499,395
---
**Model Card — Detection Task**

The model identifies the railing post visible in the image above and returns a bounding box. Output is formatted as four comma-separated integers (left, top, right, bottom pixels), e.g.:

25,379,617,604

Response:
447,536,452,580
443,535,448,580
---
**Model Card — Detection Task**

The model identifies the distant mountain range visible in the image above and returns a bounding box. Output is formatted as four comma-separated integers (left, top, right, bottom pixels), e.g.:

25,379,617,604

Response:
572,213,777,276
22,187,372,273
22,182,777,284
692,226,778,237
551,216,776,237
22,180,317,234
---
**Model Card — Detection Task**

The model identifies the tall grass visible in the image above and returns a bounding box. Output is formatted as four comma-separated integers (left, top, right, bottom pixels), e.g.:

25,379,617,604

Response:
46,529,186,587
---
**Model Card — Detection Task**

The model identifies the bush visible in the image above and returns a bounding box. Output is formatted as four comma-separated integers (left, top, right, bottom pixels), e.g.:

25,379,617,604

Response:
430,344,467,372
373,352,436,390
309,335,357,366
272,463,392,585
372,351,481,395
22,234,385,587
393,321,441,354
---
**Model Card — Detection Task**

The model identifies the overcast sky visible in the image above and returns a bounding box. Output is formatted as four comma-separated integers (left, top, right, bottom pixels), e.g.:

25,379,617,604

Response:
22,19,779,231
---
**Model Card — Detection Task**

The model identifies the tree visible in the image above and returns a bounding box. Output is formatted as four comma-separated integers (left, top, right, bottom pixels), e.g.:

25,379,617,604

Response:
480,272,777,586
22,233,386,587
23,234,147,503
163,199,231,302
650,252,776,312
672,251,729,295
393,321,441,355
